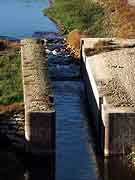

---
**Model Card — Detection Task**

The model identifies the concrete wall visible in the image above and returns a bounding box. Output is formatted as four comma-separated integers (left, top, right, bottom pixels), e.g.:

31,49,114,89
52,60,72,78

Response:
81,38,135,156
21,38,55,156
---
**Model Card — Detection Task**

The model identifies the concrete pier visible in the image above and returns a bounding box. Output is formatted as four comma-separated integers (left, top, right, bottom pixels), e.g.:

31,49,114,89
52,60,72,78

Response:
81,38,135,156
21,38,55,155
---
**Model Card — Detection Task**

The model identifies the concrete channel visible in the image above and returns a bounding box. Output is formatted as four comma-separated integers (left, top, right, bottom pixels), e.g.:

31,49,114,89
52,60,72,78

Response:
81,38,135,156
20,36,135,158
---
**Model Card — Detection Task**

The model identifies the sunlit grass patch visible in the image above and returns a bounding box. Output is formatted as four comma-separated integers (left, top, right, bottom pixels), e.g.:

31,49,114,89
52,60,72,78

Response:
0,51,23,105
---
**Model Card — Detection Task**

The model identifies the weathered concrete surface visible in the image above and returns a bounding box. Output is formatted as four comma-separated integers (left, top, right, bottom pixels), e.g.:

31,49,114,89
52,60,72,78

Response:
81,38,135,156
21,38,55,155
128,0,135,6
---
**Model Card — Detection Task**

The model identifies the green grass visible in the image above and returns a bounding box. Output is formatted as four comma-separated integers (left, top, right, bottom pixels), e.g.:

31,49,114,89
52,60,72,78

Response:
0,52,23,105
44,0,104,36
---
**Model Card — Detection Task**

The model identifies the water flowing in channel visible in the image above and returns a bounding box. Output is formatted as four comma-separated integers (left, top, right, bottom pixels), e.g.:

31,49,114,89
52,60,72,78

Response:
0,1,135,180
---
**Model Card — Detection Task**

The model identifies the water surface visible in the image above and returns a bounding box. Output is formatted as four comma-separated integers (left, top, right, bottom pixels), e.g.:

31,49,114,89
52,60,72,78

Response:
0,0,57,38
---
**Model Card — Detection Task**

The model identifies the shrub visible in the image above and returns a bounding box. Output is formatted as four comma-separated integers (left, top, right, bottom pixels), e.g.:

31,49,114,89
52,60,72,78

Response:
44,0,104,36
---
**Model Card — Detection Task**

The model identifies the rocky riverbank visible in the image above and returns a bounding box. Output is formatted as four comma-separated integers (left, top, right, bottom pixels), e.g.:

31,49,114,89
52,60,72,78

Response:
43,0,104,59
44,0,135,52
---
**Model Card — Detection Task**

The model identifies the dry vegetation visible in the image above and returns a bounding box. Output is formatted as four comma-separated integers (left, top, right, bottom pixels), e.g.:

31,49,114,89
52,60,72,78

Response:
44,0,135,60
45,0,135,39
102,0,135,38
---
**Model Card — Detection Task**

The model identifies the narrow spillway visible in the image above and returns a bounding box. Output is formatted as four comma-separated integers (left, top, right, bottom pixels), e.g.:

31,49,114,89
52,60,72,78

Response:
47,35,135,180
53,81,99,180
47,36,100,180
2,33,135,180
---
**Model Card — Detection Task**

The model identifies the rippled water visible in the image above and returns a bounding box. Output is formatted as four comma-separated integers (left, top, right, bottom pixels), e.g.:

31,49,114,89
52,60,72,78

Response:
53,81,98,180
0,0,57,38
48,38,135,180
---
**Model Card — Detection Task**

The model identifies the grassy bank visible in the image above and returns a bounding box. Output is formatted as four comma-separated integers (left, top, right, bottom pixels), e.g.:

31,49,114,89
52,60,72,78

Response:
44,0,104,36
44,0,135,38
0,40,23,109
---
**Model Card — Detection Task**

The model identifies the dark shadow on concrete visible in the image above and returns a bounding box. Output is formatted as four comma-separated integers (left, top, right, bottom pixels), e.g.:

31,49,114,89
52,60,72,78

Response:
81,59,105,155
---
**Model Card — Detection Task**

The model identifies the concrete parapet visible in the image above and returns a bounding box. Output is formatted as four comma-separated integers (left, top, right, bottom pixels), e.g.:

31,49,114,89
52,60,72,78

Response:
21,38,55,155
81,38,135,156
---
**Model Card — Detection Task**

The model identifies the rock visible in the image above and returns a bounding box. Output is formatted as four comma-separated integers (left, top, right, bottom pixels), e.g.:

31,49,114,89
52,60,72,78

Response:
46,49,51,54
52,49,59,56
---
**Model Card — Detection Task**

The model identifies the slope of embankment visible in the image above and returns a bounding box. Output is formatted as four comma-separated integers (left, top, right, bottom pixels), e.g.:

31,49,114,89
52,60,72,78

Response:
44,0,135,57
0,40,23,114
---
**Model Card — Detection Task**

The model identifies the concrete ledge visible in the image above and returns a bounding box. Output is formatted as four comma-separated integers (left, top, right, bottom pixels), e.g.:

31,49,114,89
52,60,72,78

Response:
21,38,55,155
81,38,135,156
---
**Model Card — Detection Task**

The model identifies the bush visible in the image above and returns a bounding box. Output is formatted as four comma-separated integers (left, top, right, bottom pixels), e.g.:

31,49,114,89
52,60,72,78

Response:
45,0,135,38
44,0,104,36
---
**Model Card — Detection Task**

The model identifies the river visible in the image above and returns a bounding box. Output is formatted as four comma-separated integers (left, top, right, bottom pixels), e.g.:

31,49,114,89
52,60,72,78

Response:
1,1,135,180
0,0,57,38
